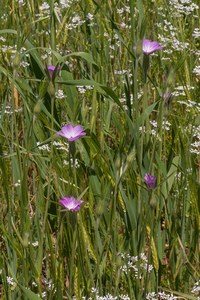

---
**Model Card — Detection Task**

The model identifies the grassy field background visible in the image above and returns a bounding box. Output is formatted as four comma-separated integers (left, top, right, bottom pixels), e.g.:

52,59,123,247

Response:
0,0,200,299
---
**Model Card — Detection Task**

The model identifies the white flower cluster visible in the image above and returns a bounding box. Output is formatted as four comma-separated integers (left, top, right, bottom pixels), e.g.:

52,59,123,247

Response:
60,0,80,9
191,281,200,294
63,158,80,168
193,65,200,76
177,99,198,108
85,289,130,300
37,141,69,152
66,14,85,30
15,0,26,6
81,291,179,300
149,120,172,132
119,252,153,278
189,125,200,155
169,0,199,16
77,85,94,94
158,34,189,51
55,89,66,99
192,28,200,39
39,2,50,15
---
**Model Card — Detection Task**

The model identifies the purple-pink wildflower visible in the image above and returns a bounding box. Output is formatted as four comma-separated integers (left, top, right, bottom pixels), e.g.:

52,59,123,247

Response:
59,196,84,211
56,124,86,141
160,93,174,103
144,173,156,190
45,65,60,79
133,39,162,55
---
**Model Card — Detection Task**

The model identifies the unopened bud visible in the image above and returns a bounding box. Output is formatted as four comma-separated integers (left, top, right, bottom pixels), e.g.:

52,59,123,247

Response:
149,191,157,209
34,99,43,115
127,149,135,164
166,70,175,88
136,39,143,59
195,115,200,126
96,200,104,217
116,255,122,269
23,232,29,248
13,51,21,69
39,80,48,99
115,154,122,171
48,81,55,98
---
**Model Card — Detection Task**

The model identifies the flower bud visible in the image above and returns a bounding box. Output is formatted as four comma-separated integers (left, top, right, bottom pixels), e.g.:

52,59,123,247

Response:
96,199,104,217
23,232,29,247
13,51,21,69
115,154,122,171
149,191,157,209
116,255,122,269
166,70,175,88
48,81,55,98
34,99,43,115
136,39,143,59
127,149,135,164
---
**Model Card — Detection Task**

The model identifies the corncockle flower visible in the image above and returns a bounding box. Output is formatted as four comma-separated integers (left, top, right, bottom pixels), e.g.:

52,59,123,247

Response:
56,124,86,141
144,173,156,190
160,93,174,104
59,196,84,211
133,39,162,55
46,65,60,80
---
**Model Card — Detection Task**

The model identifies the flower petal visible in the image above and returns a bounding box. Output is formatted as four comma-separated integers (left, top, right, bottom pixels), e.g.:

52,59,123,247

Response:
59,196,83,211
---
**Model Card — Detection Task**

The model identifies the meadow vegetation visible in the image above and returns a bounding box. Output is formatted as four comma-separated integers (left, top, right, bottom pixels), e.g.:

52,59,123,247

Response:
0,0,200,299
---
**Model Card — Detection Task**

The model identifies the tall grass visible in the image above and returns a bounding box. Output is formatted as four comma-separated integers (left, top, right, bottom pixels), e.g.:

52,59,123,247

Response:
0,0,200,299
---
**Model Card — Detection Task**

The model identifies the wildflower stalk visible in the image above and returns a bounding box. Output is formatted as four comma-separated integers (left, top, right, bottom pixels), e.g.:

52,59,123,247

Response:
143,56,150,153
109,169,119,295
95,217,101,293
37,91,55,289
71,144,79,198
157,89,168,189
113,170,119,297
69,224,77,295
11,68,23,206
50,0,56,64
133,57,143,214
143,207,154,298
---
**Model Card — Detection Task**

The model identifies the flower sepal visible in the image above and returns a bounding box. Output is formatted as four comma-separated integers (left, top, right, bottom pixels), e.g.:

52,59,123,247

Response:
48,81,55,98
149,191,157,209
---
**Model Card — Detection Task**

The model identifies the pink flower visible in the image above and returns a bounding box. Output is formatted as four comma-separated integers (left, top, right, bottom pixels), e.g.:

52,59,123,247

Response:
160,93,174,104
144,173,156,190
133,39,162,55
45,65,60,79
56,124,86,141
59,196,84,211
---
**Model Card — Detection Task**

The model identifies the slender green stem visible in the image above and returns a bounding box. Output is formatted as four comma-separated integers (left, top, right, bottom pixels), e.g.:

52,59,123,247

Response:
143,207,154,298
38,93,55,288
143,80,149,151
112,171,119,297
72,151,79,198
95,217,100,291
50,0,56,64
69,224,77,295
157,88,168,189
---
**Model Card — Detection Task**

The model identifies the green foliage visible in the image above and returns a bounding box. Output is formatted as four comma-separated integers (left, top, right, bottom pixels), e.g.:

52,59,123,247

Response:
0,0,200,299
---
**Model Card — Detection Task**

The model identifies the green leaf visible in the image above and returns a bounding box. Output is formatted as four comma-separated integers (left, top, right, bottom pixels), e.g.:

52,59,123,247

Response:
160,288,197,300
161,156,180,198
8,265,42,299
18,284,43,300
0,29,17,35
